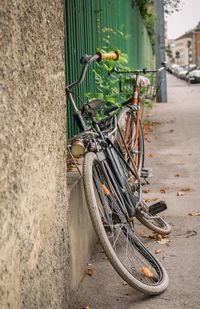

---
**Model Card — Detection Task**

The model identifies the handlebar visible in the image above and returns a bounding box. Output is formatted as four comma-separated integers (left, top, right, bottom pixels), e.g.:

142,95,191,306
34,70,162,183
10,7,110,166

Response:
109,63,168,75
66,51,119,91
80,51,119,64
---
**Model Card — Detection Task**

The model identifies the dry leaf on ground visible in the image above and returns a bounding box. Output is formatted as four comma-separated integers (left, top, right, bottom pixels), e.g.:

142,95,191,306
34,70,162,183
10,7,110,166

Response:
180,187,191,192
143,122,153,134
152,121,161,126
176,191,184,196
160,187,166,194
157,238,170,245
188,211,200,217
139,233,151,239
86,264,95,276
144,198,159,203
155,249,162,254
175,173,180,177
142,188,150,194
141,266,154,278
122,281,128,286
146,153,155,158
149,233,163,241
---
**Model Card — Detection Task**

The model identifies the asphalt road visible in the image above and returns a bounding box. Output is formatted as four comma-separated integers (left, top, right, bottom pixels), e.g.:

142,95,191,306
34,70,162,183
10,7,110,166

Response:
70,74,200,309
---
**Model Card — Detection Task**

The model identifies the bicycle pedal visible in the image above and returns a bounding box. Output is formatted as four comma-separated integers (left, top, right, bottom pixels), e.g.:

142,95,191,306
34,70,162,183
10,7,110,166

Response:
141,167,153,179
148,200,167,215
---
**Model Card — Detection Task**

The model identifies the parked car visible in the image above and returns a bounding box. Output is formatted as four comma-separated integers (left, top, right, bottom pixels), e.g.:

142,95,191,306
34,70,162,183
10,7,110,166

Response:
173,66,185,78
188,69,200,83
188,64,197,71
178,69,188,80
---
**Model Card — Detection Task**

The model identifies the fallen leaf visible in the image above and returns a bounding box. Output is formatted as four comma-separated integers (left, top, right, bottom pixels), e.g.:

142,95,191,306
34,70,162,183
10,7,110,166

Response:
149,233,163,241
147,153,154,158
188,211,200,216
176,191,184,196
180,187,191,192
184,300,189,306
144,197,159,203
169,129,174,133
101,183,110,196
86,265,95,276
160,187,166,194
122,281,128,286
155,249,162,254
139,233,151,238
175,173,180,177
152,121,161,126
143,122,154,133
141,266,155,278
157,238,170,245
142,188,150,194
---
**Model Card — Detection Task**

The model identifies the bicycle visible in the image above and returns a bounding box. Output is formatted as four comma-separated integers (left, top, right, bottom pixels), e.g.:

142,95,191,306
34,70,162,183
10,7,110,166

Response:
108,64,167,178
66,51,169,294
99,65,172,234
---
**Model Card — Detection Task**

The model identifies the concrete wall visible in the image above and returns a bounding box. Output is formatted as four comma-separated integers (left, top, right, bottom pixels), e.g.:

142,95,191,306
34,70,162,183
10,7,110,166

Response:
67,172,96,295
0,1,70,308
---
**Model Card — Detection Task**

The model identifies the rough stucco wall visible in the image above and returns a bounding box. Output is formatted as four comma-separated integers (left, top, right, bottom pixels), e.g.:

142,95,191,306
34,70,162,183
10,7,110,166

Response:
0,1,70,308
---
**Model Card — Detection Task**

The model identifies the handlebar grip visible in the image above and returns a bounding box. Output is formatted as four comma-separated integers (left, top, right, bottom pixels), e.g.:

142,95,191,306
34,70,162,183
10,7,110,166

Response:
96,51,119,62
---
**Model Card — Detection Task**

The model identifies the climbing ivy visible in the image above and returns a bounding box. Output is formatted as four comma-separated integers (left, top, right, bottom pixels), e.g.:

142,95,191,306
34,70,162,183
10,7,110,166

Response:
132,0,155,52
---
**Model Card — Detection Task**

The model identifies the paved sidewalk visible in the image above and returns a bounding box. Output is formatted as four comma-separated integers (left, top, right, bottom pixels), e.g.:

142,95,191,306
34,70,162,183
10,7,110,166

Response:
70,75,200,309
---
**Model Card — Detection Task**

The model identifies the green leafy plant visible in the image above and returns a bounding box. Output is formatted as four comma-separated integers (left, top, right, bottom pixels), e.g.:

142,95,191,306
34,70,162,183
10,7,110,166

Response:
133,0,156,53
84,26,155,120
84,28,133,115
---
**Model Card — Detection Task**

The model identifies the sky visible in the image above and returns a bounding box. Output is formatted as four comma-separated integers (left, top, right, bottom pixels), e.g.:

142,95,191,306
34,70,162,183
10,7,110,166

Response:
167,0,200,39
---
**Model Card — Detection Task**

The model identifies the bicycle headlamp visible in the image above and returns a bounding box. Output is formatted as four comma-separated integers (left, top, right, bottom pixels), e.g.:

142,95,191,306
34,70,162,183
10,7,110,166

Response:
71,139,85,158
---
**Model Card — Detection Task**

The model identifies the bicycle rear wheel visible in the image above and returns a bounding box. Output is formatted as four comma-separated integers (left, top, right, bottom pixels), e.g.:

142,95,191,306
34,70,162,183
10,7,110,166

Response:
83,152,169,295
116,107,144,175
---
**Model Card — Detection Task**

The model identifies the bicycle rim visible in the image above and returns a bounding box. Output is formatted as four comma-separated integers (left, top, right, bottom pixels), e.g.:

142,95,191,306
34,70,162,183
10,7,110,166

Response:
83,152,169,294
117,107,144,175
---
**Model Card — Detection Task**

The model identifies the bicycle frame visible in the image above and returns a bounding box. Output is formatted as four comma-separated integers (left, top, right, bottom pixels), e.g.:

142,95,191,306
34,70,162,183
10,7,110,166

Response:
66,52,141,218
110,65,166,170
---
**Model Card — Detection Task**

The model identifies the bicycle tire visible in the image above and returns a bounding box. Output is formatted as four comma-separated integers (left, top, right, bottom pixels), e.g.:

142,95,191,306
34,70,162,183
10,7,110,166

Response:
136,201,171,235
114,149,171,235
83,152,169,295
117,153,171,235
116,107,144,175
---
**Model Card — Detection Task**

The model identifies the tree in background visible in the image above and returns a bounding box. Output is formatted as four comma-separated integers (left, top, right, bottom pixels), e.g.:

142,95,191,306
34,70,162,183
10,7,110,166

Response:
163,0,183,14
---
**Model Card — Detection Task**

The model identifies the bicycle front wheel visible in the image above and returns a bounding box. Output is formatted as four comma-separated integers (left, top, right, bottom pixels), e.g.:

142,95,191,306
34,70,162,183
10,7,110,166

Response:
83,152,169,295
116,107,144,175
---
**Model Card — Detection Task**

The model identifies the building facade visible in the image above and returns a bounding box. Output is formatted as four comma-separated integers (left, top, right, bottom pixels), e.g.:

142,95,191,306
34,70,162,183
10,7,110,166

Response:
169,22,200,68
